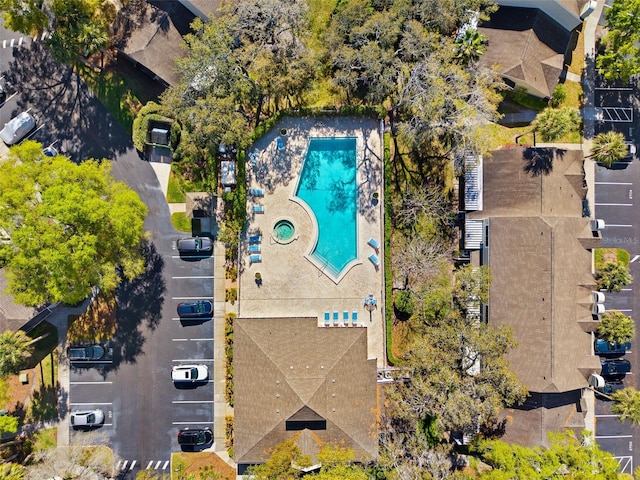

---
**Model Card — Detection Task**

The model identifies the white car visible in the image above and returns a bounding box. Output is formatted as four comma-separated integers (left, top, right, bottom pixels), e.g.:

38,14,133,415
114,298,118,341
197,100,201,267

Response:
70,409,105,428
172,364,208,383
0,112,35,145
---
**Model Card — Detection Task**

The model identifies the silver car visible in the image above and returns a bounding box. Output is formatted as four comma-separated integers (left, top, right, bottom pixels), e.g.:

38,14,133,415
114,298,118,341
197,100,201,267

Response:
0,112,35,145
70,409,105,428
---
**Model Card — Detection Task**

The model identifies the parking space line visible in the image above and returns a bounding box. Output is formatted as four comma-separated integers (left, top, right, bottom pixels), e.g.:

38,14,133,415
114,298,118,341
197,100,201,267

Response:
172,359,214,362
172,400,214,404
146,461,154,469
615,309,632,312
70,402,113,405
172,338,188,342
596,435,633,439
172,296,214,300
595,182,633,185
190,338,214,341
595,414,620,418
596,87,633,91
172,421,214,425
163,461,169,469
129,461,137,470
594,203,633,206
170,255,211,259
606,224,633,227
69,381,113,385
172,276,214,279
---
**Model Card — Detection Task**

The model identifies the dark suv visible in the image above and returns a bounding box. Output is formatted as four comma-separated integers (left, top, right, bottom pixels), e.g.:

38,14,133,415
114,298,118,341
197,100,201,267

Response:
67,345,105,362
177,237,213,255
178,428,213,446
601,359,631,379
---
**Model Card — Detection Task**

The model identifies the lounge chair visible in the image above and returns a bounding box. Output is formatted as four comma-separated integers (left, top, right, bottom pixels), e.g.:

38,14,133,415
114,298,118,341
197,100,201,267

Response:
249,254,262,263
276,136,284,150
368,254,380,268
324,311,330,327
343,311,349,325
333,311,339,326
352,311,358,326
252,205,264,213
250,188,264,196
248,244,260,253
367,238,380,252
249,235,262,244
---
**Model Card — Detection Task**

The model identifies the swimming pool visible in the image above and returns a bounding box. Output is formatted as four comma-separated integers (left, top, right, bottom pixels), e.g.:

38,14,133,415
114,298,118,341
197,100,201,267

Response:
295,137,357,278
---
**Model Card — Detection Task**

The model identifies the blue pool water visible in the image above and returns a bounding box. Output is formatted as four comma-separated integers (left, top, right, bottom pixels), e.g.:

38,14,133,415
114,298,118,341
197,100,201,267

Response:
295,137,357,277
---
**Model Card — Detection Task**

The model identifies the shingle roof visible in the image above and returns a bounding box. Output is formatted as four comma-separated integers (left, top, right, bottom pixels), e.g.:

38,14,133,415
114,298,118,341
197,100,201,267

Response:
479,7,570,97
234,318,378,466
0,270,37,333
468,147,601,393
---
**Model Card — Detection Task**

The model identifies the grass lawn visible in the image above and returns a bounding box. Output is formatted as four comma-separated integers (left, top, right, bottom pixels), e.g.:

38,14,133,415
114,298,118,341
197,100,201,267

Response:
172,212,192,232
594,248,630,270
167,172,186,203
560,80,584,109
479,123,536,150
33,427,57,451
26,348,59,423
171,452,235,480
567,25,585,76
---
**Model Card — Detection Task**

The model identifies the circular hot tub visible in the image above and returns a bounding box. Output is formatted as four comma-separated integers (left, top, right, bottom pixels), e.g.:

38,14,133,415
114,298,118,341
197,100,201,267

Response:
273,219,296,244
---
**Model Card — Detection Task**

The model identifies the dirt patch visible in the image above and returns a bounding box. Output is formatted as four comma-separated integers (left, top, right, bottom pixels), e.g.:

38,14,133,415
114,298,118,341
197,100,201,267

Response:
603,249,618,263
392,318,412,360
67,293,116,342
172,451,235,480
1,368,38,415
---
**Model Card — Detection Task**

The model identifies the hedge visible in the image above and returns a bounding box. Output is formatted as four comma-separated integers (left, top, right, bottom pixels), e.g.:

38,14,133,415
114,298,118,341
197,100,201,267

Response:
383,132,398,366
131,101,176,152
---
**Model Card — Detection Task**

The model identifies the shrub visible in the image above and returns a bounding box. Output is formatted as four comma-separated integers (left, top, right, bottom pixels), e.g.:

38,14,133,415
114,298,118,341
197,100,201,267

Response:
225,314,235,406
549,84,567,107
394,290,414,316
225,288,237,304
131,101,174,152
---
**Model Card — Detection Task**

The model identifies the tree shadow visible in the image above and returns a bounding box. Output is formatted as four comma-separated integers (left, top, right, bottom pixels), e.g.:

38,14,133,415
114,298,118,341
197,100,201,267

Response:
29,383,61,423
523,147,555,176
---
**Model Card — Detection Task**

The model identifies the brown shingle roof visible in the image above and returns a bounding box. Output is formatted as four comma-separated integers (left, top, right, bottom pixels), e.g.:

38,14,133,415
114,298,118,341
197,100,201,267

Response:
469,147,601,393
479,7,570,97
234,318,378,466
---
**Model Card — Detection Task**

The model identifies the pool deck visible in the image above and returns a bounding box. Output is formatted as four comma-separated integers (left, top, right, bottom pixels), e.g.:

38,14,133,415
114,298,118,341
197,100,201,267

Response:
239,116,386,367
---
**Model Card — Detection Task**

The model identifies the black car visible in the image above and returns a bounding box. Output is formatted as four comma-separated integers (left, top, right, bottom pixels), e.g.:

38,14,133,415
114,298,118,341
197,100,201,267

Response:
67,345,105,362
177,237,213,255
178,428,213,446
601,359,631,379
177,300,213,317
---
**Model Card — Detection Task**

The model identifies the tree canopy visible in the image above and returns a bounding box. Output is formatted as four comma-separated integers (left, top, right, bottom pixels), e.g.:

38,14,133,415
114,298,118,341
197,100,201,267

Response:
0,330,33,377
597,260,633,293
591,131,629,167
611,387,640,426
596,0,640,83
532,107,580,142
0,141,148,306
597,310,636,345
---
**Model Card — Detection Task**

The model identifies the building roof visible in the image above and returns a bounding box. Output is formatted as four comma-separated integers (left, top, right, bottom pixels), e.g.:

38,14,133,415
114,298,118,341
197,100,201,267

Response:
0,270,37,333
468,147,601,393
234,318,378,467
479,6,570,98
112,0,195,86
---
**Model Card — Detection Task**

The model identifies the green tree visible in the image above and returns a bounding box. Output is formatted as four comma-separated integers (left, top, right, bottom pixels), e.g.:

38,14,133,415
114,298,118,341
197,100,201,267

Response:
597,260,633,293
394,290,415,317
474,431,620,478
0,141,148,306
453,265,492,309
0,415,19,436
0,463,24,480
312,444,368,480
597,310,636,344
0,330,34,377
246,438,308,479
454,29,487,64
590,131,629,167
531,107,580,141
596,0,640,82
611,387,640,426
0,0,48,37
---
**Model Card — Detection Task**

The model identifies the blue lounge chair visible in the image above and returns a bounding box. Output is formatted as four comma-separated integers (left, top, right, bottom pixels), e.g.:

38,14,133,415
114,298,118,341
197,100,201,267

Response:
333,311,339,326
352,311,358,326
324,311,330,326
368,254,380,268
367,238,380,251
249,235,262,243
250,254,262,263
343,311,349,325
250,188,264,196
252,205,264,213
276,136,284,150
248,244,260,253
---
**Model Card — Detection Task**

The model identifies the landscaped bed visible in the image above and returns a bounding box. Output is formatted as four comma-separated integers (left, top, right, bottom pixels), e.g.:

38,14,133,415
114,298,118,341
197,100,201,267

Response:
595,248,630,270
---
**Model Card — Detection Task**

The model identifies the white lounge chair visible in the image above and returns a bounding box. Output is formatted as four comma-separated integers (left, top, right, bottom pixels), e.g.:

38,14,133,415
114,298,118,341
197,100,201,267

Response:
324,311,330,326
252,205,264,213
368,254,380,268
250,188,264,196
333,311,339,326
250,254,262,263
249,235,262,243
248,244,260,253
367,238,380,251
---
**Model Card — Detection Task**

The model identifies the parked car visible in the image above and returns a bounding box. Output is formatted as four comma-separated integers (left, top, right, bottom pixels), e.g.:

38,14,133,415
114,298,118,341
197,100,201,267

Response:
70,409,104,428
589,373,626,398
177,237,213,255
177,300,213,317
178,428,213,446
67,345,105,362
0,112,35,145
595,339,631,356
172,364,208,383
601,359,631,379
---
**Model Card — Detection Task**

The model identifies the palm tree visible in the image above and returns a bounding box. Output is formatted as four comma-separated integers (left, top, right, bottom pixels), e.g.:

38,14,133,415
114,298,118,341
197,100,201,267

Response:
597,261,633,292
454,29,487,64
0,463,24,480
596,310,636,344
0,330,34,378
611,387,640,426
590,131,628,167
